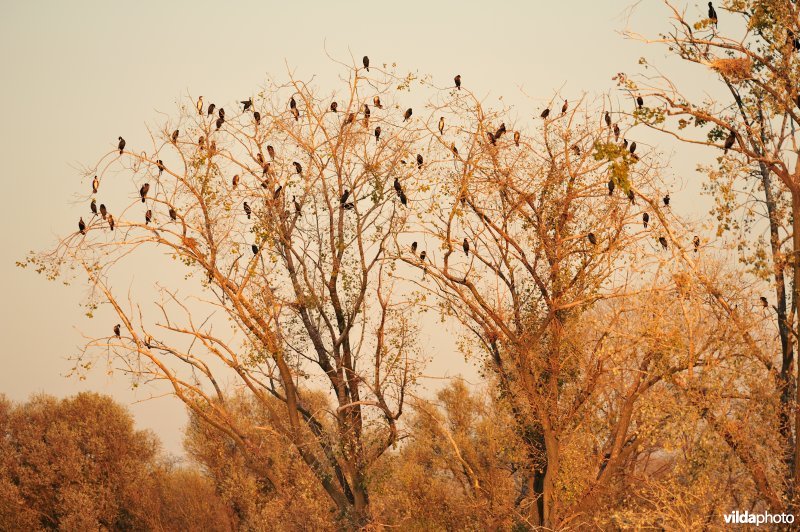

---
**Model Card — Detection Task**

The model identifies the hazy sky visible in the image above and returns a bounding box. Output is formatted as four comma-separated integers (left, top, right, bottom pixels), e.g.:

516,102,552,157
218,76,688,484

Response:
0,0,714,456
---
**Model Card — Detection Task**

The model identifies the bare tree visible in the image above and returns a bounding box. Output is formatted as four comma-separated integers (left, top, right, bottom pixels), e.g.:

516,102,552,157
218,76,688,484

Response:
25,60,426,526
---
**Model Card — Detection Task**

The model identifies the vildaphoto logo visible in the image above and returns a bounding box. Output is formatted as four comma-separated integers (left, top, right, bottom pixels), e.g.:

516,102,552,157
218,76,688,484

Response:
724,510,794,526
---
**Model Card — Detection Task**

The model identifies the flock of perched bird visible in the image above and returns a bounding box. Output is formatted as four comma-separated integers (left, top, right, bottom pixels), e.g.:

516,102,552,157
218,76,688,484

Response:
79,50,734,338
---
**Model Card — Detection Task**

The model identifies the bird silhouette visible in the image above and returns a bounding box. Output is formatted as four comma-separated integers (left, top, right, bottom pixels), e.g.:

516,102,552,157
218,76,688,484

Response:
216,117,224,129
724,131,736,153
404,108,413,121
232,174,239,189
252,244,259,255
169,207,177,221
454,74,461,90
90,199,97,215
438,117,445,135
92,176,99,194
375,126,381,142
628,189,635,204
140,183,150,203
363,55,370,71
643,212,649,228
330,101,338,113
218,108,225,119
241,98,252,111
289,96,296,110
108,214,115,230
561,100,568,115
340,189,350,205
608,179,615,196
78,217,86,235
605,111,612,128
416,154,423,169
540,108,550,119
463,238,469,256
693,235,700,252
293,162,302,174
708,2,717,26
760,296,768,308
156,159,165,176
613,124,620,141
663,194,670,206
514,131,520,146
273,186,282,200
244,202,251,219
100,204,107,219
636,95,644,108
171,129,179,143
145,209,152,225
419,250,426,261
363,104,370,126
394,178,407,206
114,324,121,337
208,103,216,117
373,95,382,109
254,111,261,124
118,137,126,155
267,145,275,160
659,236,668,250
196,96,203,114
588,233,597,246
411,241,417,255
495,123,506,138
629,142,637,154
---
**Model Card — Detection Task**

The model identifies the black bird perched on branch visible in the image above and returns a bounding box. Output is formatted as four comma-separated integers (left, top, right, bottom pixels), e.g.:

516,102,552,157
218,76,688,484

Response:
416,154,423,169
605,111,612,128
588,232,597,246
157,160,164,176
198,136,205,147
118,137,126,155
375,126,381,142
273,186,282,200
613,124,620,141
169,207,177,221
514,131,520,147
438,117,445,135
608,179,615,196
257,153,264,166
218,108,225,119
207,103,216,116
241,98,252,111
636,95,644,108
114,324,121,337
254,111,261,124
629,142,637,154
252,244,259,255
628,189,635,204
90,199,97,215
100,204,107,219
643,212,649,228
454,74,461,90
78,217,86,235
404,108,413,121
293,162,302,174
708,2,717,27
693,235,700,252
92,175,99,194
411,241,417,255
463,238,469,256
363,55,370,71
561,100,568,115
216,117,224,130
145,209,152,225
330,101,338,113
495,123,506,139
540,108,550,119
108,214,115,230
244,202,251,219
289,96,296,110
723,131,736,153
760,296,769,308
140,183,150,203
340,189,350,206
171,129,179,143
232,174,239,189
394,177,407,206
663,194,670,206
659,236,668,250
363,104,370,126
419,250,426,261
267,145,275,160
